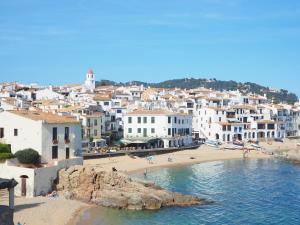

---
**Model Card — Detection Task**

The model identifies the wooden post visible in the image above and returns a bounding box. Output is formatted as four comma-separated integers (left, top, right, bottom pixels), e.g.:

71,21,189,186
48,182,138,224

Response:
8,187,14,210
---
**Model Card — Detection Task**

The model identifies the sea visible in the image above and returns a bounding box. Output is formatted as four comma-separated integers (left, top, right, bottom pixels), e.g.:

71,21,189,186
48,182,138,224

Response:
76,159,300,225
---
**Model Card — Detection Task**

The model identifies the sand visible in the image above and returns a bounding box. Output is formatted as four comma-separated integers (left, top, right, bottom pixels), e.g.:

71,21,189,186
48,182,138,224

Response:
6,144,276,225
13,197,89,225
83,146,270,174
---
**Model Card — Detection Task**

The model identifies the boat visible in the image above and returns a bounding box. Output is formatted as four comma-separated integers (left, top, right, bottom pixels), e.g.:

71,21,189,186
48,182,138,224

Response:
224,145,244,150
233,140,244,147
274,138,284,143
205,140,220,148
251,143,261,149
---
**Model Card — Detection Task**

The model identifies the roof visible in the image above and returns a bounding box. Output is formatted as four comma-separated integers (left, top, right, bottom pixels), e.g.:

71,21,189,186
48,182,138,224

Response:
127,109,188,116
7,110,79,124
232,105,256,110
93,94,111,101
0,178,18,190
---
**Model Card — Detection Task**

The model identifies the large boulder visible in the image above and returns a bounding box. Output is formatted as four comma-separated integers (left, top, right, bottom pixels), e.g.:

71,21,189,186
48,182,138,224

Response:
56,165,210,210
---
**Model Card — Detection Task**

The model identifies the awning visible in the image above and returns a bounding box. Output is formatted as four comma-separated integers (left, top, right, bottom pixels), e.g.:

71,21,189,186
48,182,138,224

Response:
120,137,161,144
0,178,18,190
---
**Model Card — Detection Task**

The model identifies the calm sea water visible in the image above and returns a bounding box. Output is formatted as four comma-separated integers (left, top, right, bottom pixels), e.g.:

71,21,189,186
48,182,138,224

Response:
77,159,300,225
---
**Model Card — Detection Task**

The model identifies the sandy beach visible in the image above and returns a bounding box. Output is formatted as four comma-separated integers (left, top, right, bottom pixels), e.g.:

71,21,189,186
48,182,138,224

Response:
13,196,89,225
84,146,270,174
3,145,278,225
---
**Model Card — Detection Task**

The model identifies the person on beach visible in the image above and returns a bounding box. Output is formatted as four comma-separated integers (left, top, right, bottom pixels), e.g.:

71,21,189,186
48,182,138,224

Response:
17,222,21,225
144,169,148,177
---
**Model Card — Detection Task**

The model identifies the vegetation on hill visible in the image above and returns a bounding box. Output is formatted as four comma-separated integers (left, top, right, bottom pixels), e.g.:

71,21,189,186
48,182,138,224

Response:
96,78,298,104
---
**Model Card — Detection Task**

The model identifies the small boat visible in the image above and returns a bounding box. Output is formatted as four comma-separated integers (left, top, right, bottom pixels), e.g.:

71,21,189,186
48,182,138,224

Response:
274,138,284,143
205,140,219,148
224,145,244,150
251,143,261,149
233,140,244,147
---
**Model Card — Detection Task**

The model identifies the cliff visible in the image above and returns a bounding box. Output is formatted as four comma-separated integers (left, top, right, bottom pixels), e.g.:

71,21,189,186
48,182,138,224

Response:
56,165,210,210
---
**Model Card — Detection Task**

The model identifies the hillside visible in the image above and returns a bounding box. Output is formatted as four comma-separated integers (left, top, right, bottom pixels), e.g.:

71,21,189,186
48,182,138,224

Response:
96,78,298,104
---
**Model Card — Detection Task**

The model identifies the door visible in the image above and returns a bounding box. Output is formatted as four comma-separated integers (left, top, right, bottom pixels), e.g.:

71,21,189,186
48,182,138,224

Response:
21,178,26,196
66,147,70,159
52,146,58,159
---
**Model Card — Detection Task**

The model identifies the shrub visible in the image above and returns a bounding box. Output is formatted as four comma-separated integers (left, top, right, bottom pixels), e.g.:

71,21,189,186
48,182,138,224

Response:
0,143,11,153
0,153,14,160
14,148,40,164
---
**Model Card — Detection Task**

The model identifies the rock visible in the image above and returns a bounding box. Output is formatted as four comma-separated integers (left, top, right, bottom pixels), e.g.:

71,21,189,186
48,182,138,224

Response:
56,165,210,210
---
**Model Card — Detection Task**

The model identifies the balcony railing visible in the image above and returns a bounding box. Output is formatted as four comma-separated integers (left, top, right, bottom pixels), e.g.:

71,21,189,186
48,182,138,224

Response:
65,138,70,144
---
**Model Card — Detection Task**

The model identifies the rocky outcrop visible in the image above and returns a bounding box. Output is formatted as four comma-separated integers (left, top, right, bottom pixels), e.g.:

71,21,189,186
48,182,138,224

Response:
56,165,210,210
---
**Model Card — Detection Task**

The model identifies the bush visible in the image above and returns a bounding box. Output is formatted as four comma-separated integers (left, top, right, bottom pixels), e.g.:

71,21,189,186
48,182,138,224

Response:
0,143,11,153
14,148,40,164
0,153,14,160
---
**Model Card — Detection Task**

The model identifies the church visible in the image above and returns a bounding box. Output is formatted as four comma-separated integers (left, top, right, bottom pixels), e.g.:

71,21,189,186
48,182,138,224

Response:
84,69,96,91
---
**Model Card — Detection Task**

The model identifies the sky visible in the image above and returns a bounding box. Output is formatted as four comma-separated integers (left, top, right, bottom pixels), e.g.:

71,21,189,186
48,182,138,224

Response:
0,0,300,96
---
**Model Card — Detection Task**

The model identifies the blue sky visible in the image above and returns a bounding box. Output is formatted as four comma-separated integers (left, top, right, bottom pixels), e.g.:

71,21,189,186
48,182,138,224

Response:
0,0,300,96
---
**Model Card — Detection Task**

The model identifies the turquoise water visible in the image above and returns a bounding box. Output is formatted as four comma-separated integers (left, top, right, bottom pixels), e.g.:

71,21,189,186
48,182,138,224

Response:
77,159,300,225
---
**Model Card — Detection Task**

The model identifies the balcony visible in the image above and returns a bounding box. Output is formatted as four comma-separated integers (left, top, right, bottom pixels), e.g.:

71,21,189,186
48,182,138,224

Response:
65,138,70,144
52,139,59,144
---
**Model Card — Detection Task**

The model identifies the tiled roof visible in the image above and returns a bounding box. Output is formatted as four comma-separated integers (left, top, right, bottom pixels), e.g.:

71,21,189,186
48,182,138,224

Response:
7,110,79,124
127,109,188,116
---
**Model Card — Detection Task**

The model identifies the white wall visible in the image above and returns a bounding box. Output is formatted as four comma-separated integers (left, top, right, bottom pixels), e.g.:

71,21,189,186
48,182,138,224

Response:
0,111,43,155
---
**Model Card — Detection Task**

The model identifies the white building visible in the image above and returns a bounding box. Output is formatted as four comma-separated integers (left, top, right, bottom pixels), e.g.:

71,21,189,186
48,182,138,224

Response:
123,109,193,148
0,110,83,197
0,110,82,163
84,69,96,91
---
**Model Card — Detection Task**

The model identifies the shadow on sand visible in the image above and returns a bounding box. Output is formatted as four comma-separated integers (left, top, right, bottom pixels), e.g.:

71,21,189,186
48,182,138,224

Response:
14,202,43,212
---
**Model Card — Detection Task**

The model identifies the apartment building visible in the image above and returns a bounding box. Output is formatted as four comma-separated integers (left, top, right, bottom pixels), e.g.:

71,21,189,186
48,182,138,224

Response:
0,110,82,163
123,109,192,148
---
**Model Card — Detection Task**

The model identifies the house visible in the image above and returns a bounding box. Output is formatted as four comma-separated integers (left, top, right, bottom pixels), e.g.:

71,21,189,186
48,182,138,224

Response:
0,110,83,197
123,109,193,148
0,110,82,163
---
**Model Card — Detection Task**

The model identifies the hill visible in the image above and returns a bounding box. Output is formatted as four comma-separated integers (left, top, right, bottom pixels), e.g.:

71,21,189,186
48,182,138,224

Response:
96,78,298,104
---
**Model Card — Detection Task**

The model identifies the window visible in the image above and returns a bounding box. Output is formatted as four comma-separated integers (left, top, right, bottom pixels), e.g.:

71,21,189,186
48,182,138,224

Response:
174,117,177,123
66,147,70,159
168,128,171,135
143,128,147,137
117,109,122,113
143,117,147,123
94,129,97,136
151,128,155,133
168,117,171,123
128,128,132,133
219,117,221,122
52,127,58,141
52,146,58,159
151,117,155,123
0,128,3,138
138,117,141,123
104,102,109,106
65,127,69,141
128,117,132,123
94,119,97,126
14,129,18,136
137,128,141,133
